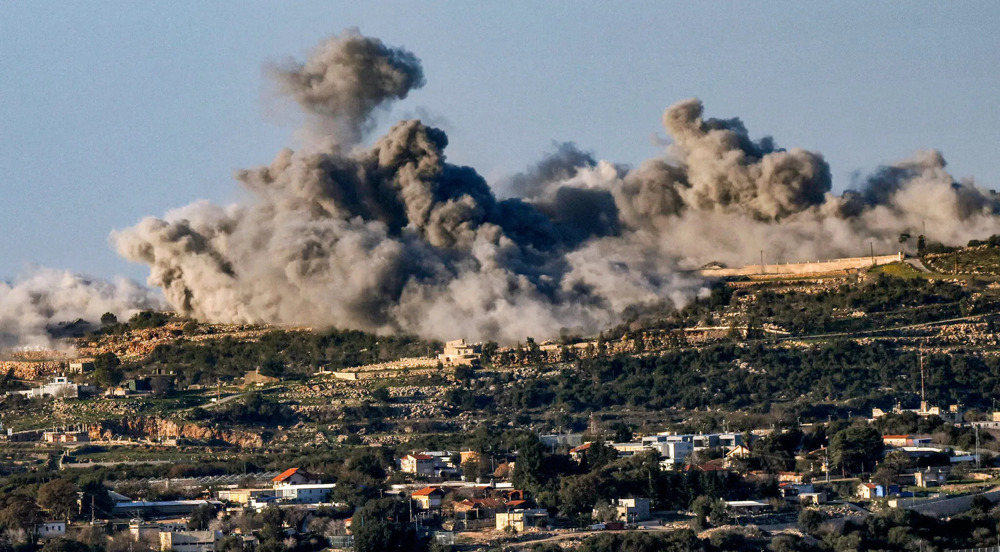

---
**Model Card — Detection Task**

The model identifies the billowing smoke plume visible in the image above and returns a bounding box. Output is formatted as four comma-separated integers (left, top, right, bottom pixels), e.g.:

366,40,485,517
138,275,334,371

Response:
271,29,425,143
113,31,1000,342
0,268,163,350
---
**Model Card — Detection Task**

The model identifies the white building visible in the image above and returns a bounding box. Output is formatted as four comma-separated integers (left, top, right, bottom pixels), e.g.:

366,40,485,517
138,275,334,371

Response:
274,483,336,504
400,454,436,476
159,530,222,552
36,521,66,540
272,468,320,487
14,376,79,399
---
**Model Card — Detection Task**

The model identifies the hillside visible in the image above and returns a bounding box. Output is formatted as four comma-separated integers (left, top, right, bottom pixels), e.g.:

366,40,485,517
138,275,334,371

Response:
1,241,1000,448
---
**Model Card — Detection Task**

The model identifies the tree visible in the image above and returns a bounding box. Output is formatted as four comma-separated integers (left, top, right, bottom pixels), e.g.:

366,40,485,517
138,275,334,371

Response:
352,498,422,552
584,441,618,472
511,436,548,492
40,539,91,552
258,357,285,379
371,386,391,403
187,504,217,531
479,341,498,366
150,377,173,397
107,532,155,552
611,423,633,443
558,474,600,516
37,479,79,521
798,508,823,535
453,365,473,383
100,312,118,325
0,495,41,535
92,352,123,387
347,449,388,480
256,504,285,542
830,425,884,474
462,457,485,483
592,501,618,522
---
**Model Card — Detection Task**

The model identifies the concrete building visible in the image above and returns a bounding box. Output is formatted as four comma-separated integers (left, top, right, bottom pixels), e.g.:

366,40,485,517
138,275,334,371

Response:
539,433,584,448
872,401,963,424
67,361,94,374
882,435,932,447
274,483,336,504
244,369,280,386
216,488,275,505
724,500,771,514
799,492,828,505
615,498,650,522
412,487,445,510
400,454,436,476
159,530,223,552
14,376,79,399
610,442,647,456
112,500,223,518
649,441,693,466
495,509,548,532
915,467,950,488
272,468,320,487
36,521,66,540
438,340,480,366
129,520,188,541
43,430,90,443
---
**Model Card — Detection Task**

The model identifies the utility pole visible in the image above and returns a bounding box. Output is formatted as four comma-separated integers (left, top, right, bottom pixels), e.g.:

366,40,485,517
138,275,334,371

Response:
976,424,981,469
920,344,926,410
760,250,765,274
870,242,875,266
824,445,830,483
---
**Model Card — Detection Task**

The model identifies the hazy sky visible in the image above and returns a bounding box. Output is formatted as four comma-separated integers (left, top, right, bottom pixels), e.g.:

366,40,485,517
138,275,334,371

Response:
2,3,999,283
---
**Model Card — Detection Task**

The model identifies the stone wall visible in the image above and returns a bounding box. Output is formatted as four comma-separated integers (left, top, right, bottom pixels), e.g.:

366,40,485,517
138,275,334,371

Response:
700,253,904,278
895,489,1000,518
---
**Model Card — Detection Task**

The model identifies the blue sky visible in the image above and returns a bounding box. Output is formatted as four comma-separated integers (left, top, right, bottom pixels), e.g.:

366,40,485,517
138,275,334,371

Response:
2,3,998,282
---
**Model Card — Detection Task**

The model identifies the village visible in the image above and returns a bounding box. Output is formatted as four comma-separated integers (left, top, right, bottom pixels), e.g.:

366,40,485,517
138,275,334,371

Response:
5,402,1000,552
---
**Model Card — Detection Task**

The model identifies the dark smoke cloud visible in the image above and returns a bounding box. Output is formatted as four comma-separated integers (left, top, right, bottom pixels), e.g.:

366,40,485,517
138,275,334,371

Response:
112,31,1000,343
271,28,425,143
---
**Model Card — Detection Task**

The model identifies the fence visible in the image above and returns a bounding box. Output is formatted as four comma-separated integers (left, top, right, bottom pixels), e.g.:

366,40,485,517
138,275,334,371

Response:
328,536,353,549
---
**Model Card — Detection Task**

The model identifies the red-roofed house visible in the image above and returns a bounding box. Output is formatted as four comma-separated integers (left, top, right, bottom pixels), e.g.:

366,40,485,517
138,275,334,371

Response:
684,459,729,473
569,443,592,462
401,454,436,477
272,468,319,487
857,482,878,500
504,499,528,510
411,487,445,510
453,498,502,523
